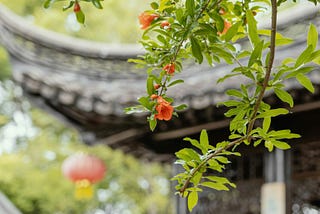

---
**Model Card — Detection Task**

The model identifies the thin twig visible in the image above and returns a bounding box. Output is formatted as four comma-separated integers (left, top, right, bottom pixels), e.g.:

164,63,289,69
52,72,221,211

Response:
179,136,246,194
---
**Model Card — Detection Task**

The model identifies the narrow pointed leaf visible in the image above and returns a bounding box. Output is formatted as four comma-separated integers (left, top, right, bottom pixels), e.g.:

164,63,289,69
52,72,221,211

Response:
190,36,203,63
256,108,289,118
201,182,229,191
246,10,260,47
200,129,209,154
296,73,315,93
274,88,294,107
307,23,318,50
186,0,195,17
225,22,241,42
188,191,198,212
295,45,313,68
75,10,85,24
272,140,291,150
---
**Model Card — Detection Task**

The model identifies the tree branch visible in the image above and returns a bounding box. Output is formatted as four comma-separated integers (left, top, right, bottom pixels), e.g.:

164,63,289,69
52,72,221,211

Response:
179,136,246,194
247,0,277,135
178,0,278,194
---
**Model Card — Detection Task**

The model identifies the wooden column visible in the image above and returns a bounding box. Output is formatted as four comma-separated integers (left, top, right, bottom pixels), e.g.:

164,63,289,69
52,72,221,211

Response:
172,164,188,214
262,149,290,214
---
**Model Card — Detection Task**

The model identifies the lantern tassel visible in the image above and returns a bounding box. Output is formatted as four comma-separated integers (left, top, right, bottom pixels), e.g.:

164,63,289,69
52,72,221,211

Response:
74,179,93,200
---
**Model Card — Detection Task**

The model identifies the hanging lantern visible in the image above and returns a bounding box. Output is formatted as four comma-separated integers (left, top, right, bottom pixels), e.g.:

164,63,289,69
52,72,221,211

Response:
62,153,106,200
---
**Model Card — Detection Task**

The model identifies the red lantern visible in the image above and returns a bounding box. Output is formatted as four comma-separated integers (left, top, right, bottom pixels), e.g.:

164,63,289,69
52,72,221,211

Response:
62,153,106,199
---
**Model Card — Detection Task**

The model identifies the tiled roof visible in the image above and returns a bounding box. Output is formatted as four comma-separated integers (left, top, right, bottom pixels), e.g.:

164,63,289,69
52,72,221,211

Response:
1,3,320,162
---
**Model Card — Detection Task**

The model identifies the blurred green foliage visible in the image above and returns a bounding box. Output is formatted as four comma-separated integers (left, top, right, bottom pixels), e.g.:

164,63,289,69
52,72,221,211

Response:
0,0,149,43
0,80,172,213
0,46,11,80
0,107,173,214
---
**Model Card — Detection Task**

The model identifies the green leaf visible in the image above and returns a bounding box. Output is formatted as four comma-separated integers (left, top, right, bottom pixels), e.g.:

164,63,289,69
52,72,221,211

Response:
184,137,202,151
210,46,234,64
146,77,154,96
285,66,314,79
222,100,241,107
296,73,315,93
75,10,85,24
265,140,274,152
230,109,247,133
237,50,251,59
256,108,289,119
149,118,157,131
215,156,229,164
150,2,159,9
254,139,262,147
201,181,229,191
188,191,198,212
168,79,184,87
174,104,188,111
159,0,171,11
205,176,236,188
138,96,152,110
207,159,224,172
229,133,242,139
175,8,184,23
217,73,241,83
175,148,200,162
225,22,241,42
124,105,148,114
192,173,203,186
307,23,318,50
246,10,260,47
258,30,294,46
224,106,241,117
185,0,195,17
248,40,264,66
263,117,271,132
226,89,243,98
295,45,313,67
274,88,294,107
92,0,103,9
190,36,203,63
268,129,301,139
199,130,209,154
210,13,224,32
43,0,55,8
275,38,294,46
206,176,228,183
62,1,75,11
272,140,291,150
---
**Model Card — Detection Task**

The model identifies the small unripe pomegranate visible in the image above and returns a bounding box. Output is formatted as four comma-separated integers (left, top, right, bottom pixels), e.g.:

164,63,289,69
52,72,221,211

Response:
219,8,226,15
151,94,159,100
154,84,161,90
74,2,81,13
160,21,170,29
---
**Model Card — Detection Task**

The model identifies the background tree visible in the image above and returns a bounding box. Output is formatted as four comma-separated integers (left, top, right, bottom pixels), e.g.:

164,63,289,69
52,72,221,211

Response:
0,0,149,43
0,95,174,213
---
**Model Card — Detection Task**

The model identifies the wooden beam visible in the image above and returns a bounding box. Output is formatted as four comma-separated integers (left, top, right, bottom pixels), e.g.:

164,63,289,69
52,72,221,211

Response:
291,100,320,113
152,99,320,142
152,119,230,141
97,129,146,146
